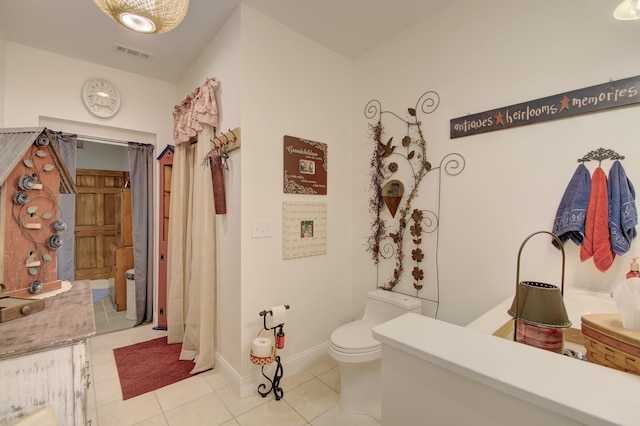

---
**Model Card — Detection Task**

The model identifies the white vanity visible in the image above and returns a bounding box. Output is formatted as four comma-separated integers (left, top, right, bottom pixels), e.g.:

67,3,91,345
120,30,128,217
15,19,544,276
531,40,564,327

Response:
372,293,640,426
0,281,95,425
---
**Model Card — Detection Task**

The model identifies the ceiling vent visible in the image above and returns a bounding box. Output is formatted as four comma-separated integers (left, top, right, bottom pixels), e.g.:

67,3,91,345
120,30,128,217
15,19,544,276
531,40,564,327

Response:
113,43,153,60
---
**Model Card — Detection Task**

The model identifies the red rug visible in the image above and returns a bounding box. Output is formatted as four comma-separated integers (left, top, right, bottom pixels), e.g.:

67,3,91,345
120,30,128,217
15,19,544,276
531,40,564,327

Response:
113,337,197,400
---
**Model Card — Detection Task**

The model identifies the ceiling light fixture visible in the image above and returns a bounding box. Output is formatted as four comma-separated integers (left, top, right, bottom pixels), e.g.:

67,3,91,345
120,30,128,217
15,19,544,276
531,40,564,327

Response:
93,0,190,34
614,0,640,21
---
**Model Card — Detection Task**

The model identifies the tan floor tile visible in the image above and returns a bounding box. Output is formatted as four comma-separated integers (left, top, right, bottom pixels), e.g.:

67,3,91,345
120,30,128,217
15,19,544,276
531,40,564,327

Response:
93,358,119,383
280,369,314,392
201,369,231,390
217,385,272,417
103,298,117,312
310,406,380,425
96,321,114,335
306,358,337,377
91,330,135,350
317,366,340,392
285,378,339,421
155,375,214,412
109,317,136,330
235,400,307,426
94,308,108,321
94,377,123,406
133,414,169,426
97,392,163,426
90,345,116,365
130,325,168,343
164,393,233,426
220,419,241,426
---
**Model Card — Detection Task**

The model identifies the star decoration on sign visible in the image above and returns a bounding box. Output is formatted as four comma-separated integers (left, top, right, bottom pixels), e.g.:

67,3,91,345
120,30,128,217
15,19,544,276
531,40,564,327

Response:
494,111,505,126
559,95,570,112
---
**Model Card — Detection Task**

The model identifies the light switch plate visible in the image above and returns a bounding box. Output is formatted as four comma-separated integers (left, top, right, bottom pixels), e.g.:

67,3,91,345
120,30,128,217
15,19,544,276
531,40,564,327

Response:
252,220,272,238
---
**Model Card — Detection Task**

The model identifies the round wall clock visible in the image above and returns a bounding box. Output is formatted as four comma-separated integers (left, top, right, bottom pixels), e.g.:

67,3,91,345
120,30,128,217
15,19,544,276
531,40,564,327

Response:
82,78,121,118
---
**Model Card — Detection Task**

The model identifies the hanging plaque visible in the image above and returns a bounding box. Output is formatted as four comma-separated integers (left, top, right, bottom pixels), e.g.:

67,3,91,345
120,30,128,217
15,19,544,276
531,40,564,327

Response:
450,75,640,138
283,135,327,195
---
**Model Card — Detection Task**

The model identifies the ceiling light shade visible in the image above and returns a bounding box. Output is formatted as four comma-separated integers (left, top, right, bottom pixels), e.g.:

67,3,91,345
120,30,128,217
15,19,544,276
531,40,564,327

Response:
614,0,640,20
93,0,190,34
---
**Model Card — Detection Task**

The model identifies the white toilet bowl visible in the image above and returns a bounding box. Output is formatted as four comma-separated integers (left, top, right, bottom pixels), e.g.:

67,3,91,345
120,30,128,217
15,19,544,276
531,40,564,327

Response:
329,290,422,414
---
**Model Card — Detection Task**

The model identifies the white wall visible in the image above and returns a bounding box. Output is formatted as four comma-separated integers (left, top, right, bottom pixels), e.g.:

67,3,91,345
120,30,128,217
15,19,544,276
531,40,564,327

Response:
4,42,177,325
4,43,175,138
240,6,353,379
176,6,243,374
6,0,640,399
77,141,129,171
352,0,640,326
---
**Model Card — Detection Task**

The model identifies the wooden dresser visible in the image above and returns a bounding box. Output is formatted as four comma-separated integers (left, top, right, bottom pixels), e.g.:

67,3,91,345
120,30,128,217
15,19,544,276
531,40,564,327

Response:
0,281,95,425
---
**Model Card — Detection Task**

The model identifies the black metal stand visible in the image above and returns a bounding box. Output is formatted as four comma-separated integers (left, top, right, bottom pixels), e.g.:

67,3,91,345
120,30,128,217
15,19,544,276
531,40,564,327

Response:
258,353,283,400
256,306,289,400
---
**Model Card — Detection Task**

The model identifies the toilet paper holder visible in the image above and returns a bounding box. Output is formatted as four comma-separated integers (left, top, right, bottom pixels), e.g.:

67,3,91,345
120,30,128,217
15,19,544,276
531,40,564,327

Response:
256,304,289,400
259,304,290,330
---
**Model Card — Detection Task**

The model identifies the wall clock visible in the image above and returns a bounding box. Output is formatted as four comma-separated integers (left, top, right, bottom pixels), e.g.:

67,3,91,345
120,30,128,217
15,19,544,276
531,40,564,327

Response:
82,78,121,118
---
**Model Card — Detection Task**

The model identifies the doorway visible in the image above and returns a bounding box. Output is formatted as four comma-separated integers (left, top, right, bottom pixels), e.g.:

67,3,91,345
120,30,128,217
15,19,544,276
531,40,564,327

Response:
75,140,135,334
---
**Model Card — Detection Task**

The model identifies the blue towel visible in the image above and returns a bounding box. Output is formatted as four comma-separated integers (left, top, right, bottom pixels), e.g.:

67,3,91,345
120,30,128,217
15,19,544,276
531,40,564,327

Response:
552,163,591,248
608,160,637,255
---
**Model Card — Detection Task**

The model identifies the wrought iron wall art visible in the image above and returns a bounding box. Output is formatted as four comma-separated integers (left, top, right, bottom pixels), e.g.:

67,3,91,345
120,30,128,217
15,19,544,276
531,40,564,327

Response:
365,91,465,312
12,145,65,294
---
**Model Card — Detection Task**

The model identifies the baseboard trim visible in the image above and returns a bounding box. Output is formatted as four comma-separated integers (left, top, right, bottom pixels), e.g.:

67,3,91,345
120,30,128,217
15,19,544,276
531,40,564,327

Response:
215,341,331,398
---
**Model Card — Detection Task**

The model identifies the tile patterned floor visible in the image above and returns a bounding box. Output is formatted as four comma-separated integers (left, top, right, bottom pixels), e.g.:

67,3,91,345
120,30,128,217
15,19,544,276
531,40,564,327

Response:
92,279,136,335
87,325,382,426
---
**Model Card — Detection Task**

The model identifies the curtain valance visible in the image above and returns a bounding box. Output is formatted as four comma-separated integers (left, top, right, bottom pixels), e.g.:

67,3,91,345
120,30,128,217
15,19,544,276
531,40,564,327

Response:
173,77,219,144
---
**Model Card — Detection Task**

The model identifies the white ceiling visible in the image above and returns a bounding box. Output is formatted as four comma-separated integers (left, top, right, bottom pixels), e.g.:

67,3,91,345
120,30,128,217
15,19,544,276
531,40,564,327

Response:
0,0,452,83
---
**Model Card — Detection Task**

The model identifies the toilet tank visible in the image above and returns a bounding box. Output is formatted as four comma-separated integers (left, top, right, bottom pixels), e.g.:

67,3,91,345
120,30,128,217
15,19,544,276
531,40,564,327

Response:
363,289,422,324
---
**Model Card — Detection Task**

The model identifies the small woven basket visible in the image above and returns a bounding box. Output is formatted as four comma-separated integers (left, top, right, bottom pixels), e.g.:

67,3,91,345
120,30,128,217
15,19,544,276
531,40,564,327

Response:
250,329,275,366
581,313,640,376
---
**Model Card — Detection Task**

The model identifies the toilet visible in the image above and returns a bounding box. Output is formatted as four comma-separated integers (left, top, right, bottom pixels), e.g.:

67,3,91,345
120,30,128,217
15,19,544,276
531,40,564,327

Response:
329,289,422,414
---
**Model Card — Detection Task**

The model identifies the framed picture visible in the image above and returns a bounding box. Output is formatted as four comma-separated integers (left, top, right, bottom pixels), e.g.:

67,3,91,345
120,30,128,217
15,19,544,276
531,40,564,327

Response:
283,201,327,259
283,135,327,194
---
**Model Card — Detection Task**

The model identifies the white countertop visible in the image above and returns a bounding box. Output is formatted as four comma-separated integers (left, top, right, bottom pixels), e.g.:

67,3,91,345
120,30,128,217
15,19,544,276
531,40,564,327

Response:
466,289,618,335
373,312,640,426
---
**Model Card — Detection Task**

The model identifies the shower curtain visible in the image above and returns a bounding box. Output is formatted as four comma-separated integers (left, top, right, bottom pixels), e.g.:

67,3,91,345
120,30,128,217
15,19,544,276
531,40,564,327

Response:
50,131,77,282
167,77,219,373
128,143,155,325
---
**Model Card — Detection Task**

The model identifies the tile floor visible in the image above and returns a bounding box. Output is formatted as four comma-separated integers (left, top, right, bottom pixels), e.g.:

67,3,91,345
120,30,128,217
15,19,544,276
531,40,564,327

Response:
92,279,137,335
87,325,382,426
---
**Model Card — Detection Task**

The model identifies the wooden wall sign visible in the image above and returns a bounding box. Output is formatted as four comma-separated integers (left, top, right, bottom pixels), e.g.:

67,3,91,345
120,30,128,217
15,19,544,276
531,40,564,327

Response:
283,135,327,195
450,75,640,139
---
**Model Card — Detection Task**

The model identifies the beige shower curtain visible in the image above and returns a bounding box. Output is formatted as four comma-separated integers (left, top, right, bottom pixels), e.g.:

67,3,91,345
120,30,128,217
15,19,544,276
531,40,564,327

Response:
167,78,219,374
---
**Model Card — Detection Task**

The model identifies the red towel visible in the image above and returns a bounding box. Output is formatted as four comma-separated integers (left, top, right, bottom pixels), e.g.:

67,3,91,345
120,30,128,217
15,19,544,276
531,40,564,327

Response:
580,167,614,271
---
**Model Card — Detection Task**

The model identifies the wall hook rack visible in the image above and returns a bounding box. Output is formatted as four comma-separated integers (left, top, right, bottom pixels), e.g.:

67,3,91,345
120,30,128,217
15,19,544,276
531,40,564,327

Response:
577,148,625,166
256,305,290,400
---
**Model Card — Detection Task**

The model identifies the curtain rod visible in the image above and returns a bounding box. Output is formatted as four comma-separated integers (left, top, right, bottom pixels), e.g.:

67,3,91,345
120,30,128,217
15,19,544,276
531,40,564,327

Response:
75,134,130,147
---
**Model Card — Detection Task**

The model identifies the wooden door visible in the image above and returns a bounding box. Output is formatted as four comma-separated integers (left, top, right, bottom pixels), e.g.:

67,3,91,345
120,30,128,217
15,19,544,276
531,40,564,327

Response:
75,169,128,280
157,146,174,330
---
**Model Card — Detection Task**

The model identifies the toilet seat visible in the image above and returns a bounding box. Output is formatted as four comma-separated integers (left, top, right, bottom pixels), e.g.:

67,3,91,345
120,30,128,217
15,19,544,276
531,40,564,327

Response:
330,319,380,354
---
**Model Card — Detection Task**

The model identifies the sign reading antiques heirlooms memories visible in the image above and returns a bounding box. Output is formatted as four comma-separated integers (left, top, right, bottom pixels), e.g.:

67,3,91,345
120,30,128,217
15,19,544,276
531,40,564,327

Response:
450,75,640,138
283,135,327,195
